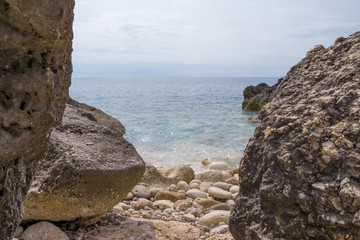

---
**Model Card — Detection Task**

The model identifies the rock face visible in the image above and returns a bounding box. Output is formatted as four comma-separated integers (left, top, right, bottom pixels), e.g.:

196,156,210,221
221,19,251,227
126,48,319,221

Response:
0,1,74,238
242,81,281,112
230,32,360,239
23,101,145,225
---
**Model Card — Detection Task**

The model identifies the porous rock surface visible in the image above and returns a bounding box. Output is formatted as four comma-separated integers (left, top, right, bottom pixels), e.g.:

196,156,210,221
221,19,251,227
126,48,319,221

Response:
0,0,74,238
230,32,360,239
23,101,145,225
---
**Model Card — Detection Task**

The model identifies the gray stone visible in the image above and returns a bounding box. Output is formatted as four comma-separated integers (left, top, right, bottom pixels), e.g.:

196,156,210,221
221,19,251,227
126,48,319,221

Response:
21,221,69,240
186,189,208,199
132,185,151,199
23,103,145,226
208,187,232,200
0,0,74,237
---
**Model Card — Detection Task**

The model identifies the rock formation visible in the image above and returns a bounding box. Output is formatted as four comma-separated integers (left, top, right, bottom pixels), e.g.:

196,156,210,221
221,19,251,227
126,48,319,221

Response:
23,101,145,225
242,80,282,112
0,0,74,238
230,32,360,239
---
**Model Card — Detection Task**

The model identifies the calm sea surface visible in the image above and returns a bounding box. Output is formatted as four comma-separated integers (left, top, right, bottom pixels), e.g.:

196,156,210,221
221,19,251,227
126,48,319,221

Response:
70,77,278,171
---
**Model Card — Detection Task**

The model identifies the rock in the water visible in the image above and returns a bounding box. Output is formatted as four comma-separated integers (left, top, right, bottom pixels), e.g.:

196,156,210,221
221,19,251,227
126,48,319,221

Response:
0,1,74,238
199,210,230,226
230,32,360,239
23,103,145,225
21,221,69,240
242,81,281,112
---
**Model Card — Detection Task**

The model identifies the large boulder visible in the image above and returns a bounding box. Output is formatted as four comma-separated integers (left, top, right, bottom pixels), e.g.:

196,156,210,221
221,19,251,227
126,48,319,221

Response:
230,32,360,239
0,0,74,238
23,102,145,225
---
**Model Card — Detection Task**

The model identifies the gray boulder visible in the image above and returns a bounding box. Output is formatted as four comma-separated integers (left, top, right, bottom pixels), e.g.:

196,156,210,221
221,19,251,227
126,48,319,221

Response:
0,0,74,238
230,32,360,239
23,102,145,225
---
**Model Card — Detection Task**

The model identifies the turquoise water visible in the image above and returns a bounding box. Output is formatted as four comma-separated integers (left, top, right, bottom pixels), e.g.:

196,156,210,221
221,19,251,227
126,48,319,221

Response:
70,77,277,171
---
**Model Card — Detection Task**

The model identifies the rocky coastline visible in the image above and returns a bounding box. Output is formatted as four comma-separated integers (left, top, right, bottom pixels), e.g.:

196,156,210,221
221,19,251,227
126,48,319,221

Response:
15,160,238,240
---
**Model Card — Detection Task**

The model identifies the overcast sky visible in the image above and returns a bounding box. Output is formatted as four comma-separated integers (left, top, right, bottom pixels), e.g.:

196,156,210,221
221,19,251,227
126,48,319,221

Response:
72,0,360,77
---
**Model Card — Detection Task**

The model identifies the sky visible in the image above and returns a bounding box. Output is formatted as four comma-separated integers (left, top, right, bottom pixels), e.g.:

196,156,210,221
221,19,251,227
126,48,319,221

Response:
72,0,360,77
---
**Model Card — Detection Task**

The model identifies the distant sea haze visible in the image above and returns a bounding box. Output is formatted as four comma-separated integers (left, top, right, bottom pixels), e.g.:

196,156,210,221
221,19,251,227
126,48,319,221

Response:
70,77,278,171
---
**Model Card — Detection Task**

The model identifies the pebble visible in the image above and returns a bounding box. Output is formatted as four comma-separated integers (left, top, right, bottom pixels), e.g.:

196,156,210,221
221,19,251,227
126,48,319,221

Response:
132,185,151,199
153,200,174,210
199,210,230,226
208,187,232,200
199,182,213,192
183,213,196,222
186,189,208,199
21,221,69,240
177,181,190,191
210,203,231,211
229,185,240,194
213,182,232,190
168,184,178,192
205,162,233,171
189,182,200,189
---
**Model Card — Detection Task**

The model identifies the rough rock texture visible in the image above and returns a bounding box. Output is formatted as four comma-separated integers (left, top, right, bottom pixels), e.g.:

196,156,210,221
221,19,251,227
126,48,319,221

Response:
242,81,281,112
0,0,74,238
230,32,360,239
23,102,145,225
21,221,69,240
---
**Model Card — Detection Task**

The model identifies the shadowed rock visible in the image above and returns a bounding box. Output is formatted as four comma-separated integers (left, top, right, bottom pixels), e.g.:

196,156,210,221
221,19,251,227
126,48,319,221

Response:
23,102,145,226
230,32,360,239
0,0,74,238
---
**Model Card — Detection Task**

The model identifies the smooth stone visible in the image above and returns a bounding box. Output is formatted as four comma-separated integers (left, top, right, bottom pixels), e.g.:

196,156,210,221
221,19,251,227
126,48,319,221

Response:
183,213,196,222
210,203,231,211
132,185,151,199
205,162,233,171
189,179,202,185
196,170,232,183
213,182,232,190
210,224,230,234
199,182,213,193
174,199,194,211
189,182,200,189
226,199,235,208
130,198,153,210
163,164,195,184
208,187,232,200
21,222,69,240
155,190,186,202
194,198,221,209
124,192,134,200
177,181,190,192
168,184,178,192
201,158,212,166
153,200,174,211
225,176,239,185
149,187,162,198
199,210,230,226
186,189,208,199
229,185,240,194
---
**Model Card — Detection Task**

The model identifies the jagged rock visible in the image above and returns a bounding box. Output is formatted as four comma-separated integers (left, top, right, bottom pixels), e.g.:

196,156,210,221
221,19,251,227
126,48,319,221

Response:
23,103,145,225
0,0,74,238
230,32,360,239
242,81,280,111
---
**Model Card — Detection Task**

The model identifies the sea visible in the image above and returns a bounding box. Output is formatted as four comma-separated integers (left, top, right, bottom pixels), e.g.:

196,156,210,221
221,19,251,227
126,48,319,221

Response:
70,77,278,171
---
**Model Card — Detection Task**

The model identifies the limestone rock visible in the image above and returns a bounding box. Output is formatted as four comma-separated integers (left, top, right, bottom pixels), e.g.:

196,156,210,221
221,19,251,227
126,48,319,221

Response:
186,189,208,199
140,163,194,188
21,221,69,240
132,185,151,199
199,210,230,226
155,189,186,202
230,32,360,239
0,0,74,237
208,187,232,200
23,103,145,225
